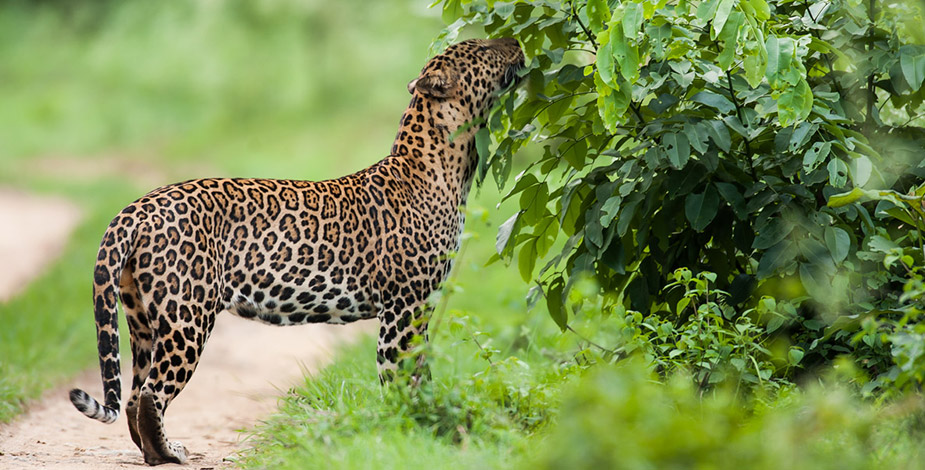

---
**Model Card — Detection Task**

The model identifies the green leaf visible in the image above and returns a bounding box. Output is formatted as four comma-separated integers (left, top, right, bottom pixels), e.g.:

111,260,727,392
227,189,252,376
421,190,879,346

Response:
496,211,520,255
599,195,623,228
849,155,872,187
747,0,770,20
649,93,680,114
685,186,720,232
824,226,850,264
691,90,735,114
627,276,649,313
684,123,709,154
789,122,815,151
799,237,835,273
826,187,864,207
884,207,916,226
520,181,549,224
546,278,567,331
788,347,804,365
715,182,747,219
601,237,626,274
766,315,785,333
494,2,515,19
596,74,630,133
667,165,709,203
802,141,831,172
777,79,813,126
765,35,781,86
827,158,849,187
663,132,691,169
765,35,800,89
757,240,795,278
900,44,925,91
475,127,491,180
518,241,538,283
717,11,745,69
696,0,721,23
587,0,610,35
728,274,756,305
723,115,749,138
869,235,899,254
503,172,538,202
743,49,766,88
705,120,731,152
622,2,644,39
596,32,616,87
712,0,736,40
799,263,829,301
752,218,793,250
617,195,643,237
610,23,640,82
562,138,587,170
441,0,463,24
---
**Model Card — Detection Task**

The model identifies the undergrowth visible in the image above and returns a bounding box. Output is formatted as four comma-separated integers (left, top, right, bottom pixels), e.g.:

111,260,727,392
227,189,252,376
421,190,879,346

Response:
240,318,925,470
238,339,546,470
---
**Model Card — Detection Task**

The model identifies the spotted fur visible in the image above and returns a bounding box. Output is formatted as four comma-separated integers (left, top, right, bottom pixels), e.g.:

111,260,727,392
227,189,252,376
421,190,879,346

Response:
69,38,524,465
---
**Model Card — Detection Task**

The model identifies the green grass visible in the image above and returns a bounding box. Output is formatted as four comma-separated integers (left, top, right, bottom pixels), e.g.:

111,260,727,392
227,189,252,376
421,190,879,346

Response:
240,332,925,470
238,339,531,470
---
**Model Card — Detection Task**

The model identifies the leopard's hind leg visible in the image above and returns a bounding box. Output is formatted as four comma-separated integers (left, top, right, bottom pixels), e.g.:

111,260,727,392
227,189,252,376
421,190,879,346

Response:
119,264,152,454
135,297,219,465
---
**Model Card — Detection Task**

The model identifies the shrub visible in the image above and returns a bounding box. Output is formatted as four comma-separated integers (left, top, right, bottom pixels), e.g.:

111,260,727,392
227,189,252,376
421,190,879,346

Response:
437,0,925,391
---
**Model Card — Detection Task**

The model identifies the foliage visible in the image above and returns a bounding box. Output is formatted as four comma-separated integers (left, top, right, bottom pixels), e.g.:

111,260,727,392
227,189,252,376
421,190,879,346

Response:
438,0,925,390
613,268,792,390
243,336,925,470
527,360,925,470
239,336,568,470
830,183,925,395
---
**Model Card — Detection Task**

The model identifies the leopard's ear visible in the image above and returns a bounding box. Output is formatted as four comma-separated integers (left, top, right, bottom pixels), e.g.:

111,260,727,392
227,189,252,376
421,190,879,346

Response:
407,68,457,98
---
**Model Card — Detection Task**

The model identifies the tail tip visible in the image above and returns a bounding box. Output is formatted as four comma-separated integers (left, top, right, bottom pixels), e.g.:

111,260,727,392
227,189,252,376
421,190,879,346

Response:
69,388,93,414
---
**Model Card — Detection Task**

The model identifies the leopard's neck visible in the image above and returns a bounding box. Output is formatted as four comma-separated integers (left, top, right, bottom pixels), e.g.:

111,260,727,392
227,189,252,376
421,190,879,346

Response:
389,95,479,210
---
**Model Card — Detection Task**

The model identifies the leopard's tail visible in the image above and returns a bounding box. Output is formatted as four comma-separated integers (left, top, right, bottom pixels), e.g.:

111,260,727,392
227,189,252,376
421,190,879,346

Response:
70,209,139,424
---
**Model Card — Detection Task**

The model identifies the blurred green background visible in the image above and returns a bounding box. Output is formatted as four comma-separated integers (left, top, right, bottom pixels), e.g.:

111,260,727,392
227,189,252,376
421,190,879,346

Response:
1,0,442,180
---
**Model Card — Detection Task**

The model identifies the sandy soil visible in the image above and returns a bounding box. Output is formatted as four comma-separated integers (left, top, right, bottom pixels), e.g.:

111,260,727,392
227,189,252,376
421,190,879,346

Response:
0,188,82,302
0,189,377,469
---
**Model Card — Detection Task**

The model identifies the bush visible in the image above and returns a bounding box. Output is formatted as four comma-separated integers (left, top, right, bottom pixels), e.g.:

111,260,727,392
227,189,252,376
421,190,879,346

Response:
438,0,925,392
836,185,925,395
615,268,791,390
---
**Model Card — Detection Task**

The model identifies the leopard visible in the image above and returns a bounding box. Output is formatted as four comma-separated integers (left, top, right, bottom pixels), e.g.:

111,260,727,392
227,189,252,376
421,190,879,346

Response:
68,37,524,465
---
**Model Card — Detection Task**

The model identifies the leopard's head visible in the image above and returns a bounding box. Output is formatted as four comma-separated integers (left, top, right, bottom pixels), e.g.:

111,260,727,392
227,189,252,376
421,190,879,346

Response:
407,38,524,124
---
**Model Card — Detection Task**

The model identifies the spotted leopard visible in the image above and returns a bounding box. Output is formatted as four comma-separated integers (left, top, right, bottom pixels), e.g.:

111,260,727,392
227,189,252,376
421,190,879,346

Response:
68,37,524,465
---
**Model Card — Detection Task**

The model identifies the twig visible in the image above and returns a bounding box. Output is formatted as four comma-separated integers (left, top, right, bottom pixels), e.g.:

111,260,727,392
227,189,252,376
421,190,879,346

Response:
724,64,757,179
566,325,615,354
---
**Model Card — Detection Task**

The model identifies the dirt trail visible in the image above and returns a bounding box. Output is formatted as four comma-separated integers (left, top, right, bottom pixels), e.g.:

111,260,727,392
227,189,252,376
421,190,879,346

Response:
0,189,376,469
0,188,81,301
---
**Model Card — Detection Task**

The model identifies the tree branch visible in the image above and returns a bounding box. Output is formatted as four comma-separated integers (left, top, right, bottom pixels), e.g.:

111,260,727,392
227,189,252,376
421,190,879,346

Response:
725,69,756,178
570,1,599,50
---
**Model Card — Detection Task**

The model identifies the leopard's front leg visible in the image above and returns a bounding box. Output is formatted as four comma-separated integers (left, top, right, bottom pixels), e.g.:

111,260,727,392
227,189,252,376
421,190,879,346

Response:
376,304,432,384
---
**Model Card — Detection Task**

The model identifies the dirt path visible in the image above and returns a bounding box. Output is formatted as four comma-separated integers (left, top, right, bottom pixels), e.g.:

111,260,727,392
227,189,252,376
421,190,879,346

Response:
0,189,376,469
0,188,81,301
